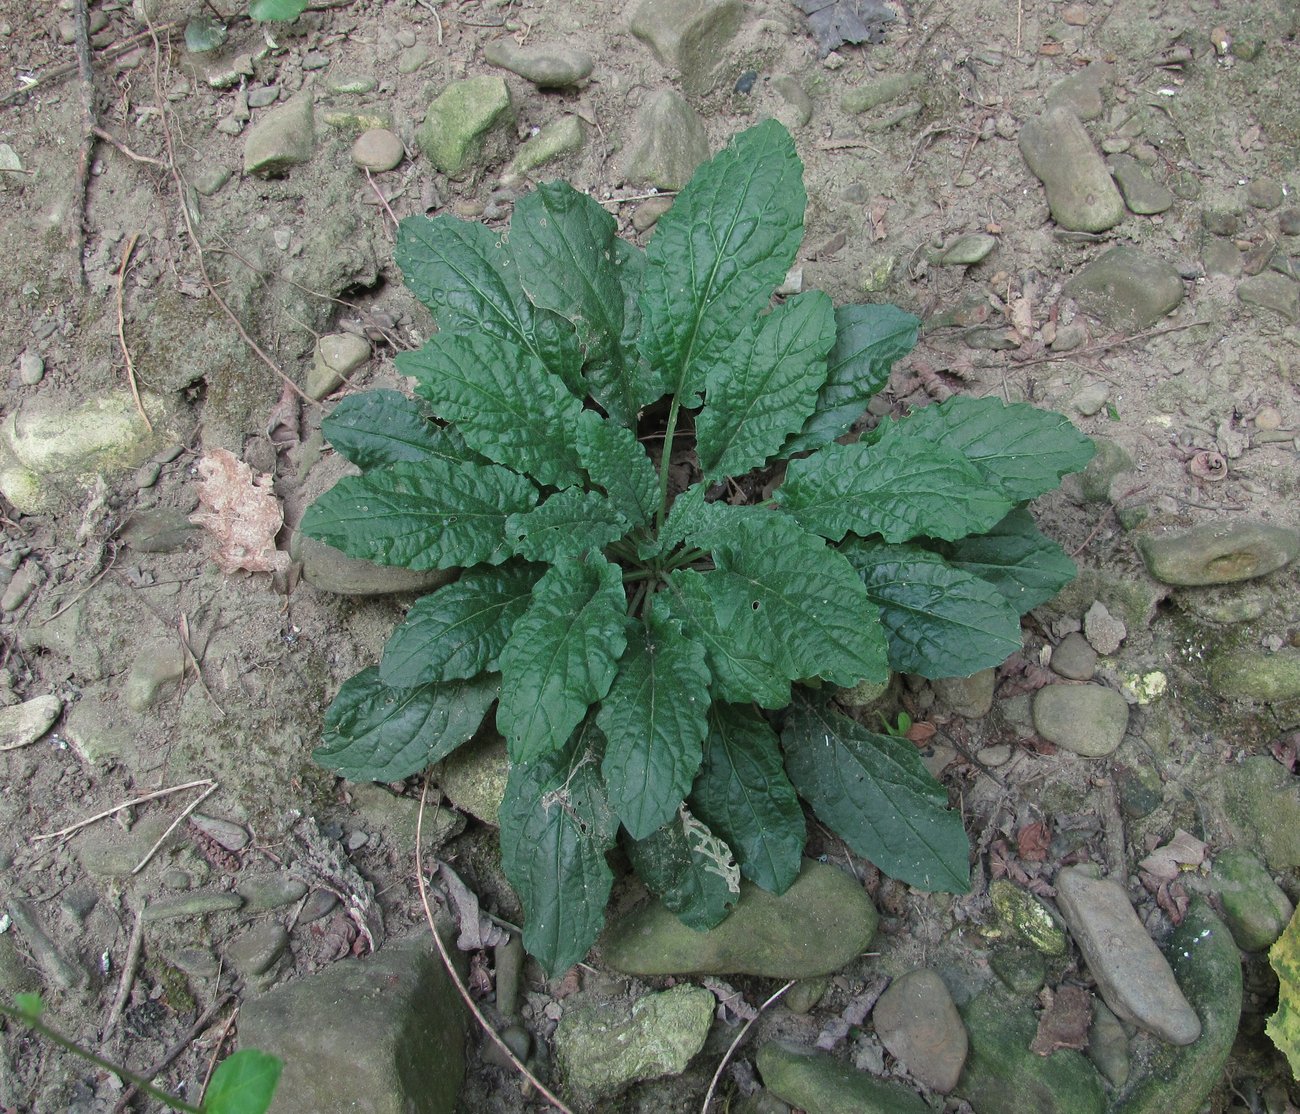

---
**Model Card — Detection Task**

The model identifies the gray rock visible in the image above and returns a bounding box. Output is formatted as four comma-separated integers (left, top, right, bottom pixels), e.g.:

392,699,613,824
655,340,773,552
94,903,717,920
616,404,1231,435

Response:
417,75,513,179
1210,848,1294,952
190,812,250,852
123,638,184,711
1238,271,1299,322
602,859,878,978
119,508,199,553
1279,206,1300,236
554,985,713,1102
1076,436,1132,500
1045,60,1113,121
434,730,509,826
1135,519,1299,585
933,669,995,718
243,91,316,177
235,873,309,911
398,43,431,74
1108,154,1173,215
629,0,743,95
1032,684,1129,757
501,115,584,185
756,1041,930,1113
1223,757,1300,871
142,890,245,923
289,529,453,597
1019,104,1124,232
482,39,593,87
191,164,232,196
1082,600,1125,655
247,84,281,108
17,351,44,385
872,969,967,1093
842,72,923,115
1064,246,1185,330
351,128,405,172
632,195,674,231
772,74,813,128
1248,177,1285,210
326,74,378,95
307,333,370,400
990,879,1068,955
1086,1000,1129,1086
239,937,467,1114
619,89,709,190
0,695,61,750
1054,866,1200,1045
1051,632,1097,680
1208,647,1300,702
1202,238,1241,277
989,946,1047,994
937,233,996,266
225,922,289,979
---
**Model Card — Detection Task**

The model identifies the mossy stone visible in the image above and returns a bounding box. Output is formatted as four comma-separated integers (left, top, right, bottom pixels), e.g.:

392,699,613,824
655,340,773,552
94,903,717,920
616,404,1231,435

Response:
417,76,513,178
756,1042,930,1114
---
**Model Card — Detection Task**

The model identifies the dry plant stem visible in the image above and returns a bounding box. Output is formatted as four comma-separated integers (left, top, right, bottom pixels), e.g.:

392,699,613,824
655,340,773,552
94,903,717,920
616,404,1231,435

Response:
700,980,795,1113
413,0,444,44
32,777,217,842
103,900,147,1038
132,781,219,874
364,166,400,233
93,127,168,168
199,1005,241,1099
117,232,152,430
415,782,576,1114
71,0,98,287
111,992,237,1114
1014,320,1204,368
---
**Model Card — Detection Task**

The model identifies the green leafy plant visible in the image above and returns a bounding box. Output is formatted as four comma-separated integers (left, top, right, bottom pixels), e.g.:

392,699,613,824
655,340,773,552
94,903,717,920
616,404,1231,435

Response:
301,120,1094,975
247,0,307,21
2,996,281,1114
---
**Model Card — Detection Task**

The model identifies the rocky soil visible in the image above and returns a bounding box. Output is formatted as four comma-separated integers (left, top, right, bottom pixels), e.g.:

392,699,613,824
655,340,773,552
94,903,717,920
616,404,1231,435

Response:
1,0,1299,1111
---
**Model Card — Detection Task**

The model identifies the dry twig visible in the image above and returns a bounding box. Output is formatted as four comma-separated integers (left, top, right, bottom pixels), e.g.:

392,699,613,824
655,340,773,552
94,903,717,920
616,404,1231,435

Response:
116,232,152,430
32,777,217,843
102,900,147,1038
131,781,218,874
700,980,795,1113
111,991,236,1114
70,0,98,287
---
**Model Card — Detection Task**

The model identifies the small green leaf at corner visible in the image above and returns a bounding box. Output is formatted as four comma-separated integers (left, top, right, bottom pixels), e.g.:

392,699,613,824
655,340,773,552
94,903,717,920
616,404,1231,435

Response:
203,1049,282,1114
1106,402,1120,421
248,0,307,21
12,993,43,1020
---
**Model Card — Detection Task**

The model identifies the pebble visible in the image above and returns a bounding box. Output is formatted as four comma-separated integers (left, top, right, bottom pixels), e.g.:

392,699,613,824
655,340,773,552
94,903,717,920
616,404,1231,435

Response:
1019,104,1124,232
1238,271,1300,322
0,561,41,612
17,352,44,385
0,695,62,749
1051,632,1097,680
1108,154,1173,215
632,195,674,232
977,744,1012,767
772,74,813,128
243,92,316,177
501,115,585,184
1063,245,1184,330
1082,601,1125,655
1209,647,1300,702
142,890,245,922
290,528,453,596
190,813,251,851
1279,207,1300,236
1135,519,1300,585
1054,866,1201,1045
1210,848,1294,952
351,127,404,172
933,669,995,718
417,75,514,179
628,0,742,94
308,332,370,399
299,889,339,923
1202,238,1242,277
938,233,996,266
619,89,709,191
327,75,377,95
756,1042,931,1113
1032,683,1129,757
301,52,330,71
1086,1001,1130,1087
236,874,309,911
397,43,431,73
1070,380,1109,417
871,969,968,1093
990,880,1067,954
247,85,281,109
123,639,184,711
989,946,1046,993
1049,321,1087,351
482,39,593,88
1045,60,1112,122
226,923,290,979
1248,178,1284,210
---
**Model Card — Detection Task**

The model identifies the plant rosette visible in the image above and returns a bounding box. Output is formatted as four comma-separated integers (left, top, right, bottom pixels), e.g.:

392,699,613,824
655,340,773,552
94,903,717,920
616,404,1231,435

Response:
301,120,1095,975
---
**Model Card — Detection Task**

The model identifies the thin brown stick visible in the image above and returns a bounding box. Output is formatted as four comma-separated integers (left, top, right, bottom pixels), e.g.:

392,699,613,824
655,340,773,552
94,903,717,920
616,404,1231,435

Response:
103,901,147,1038
111,992,236,1114
32,778,216,842
93,127,168,168
116,233,152,431
198,1005,240,1100
1013,320,1205,369
131,781,218,874
415,783,575,1114
700,980,795,1113
71,0,98,287
364,166,400,233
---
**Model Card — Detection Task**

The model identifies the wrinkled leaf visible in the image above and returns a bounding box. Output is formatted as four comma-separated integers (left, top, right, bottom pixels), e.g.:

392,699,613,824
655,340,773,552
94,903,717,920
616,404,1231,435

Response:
190,448,288,575
203,1049,282,1114
597,608,710,839
506,489,630,563
380,563,543,687
575,411,659,528
322,390,479,472
782,691,970,893
842,539,1024,678
315,667,499,782
497,555,628,762
1271,906,1300,1078
625,806,740,930
690,703,804,894
300,459,538,571
938,507,1078,615
499,722,617,976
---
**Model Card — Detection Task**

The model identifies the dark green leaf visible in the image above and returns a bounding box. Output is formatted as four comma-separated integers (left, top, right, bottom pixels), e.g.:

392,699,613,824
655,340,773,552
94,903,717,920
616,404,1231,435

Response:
299,459,537,571
625,806,740,930
696,291,836,481
776,421,1013,543
505,490,629,562
395,215,583,393
184,13,228,52
597,608,710,839
509,183,645,424
783,303,919,456
938,507,1077,614
314,667,499,782
398,334,585,488
782,691,970,893
651,483,748,558
248,0,306,21
638,120,806,404
322,390,478,472
575,412,658,528
842,539,1023,678
499,721,617,976
380,563,543,687
497,555,629,762
203,1050,282,1114
690,703,804,894
895,396,1095,502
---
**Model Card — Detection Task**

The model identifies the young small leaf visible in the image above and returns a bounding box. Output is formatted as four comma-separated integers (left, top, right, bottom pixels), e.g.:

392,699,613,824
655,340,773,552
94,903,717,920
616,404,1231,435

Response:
938,507,1077,615
395,215,584,393
895,396,1095,502
776,421,1013,543
625,806,740,930
13,993,43,1020
380,563,543,687
497,555,628,762
203,1049,283,1114
842,539,1023,678
300,458,538,571
575,412,658,528
696,290,836,481
398,334,585,489
597,608,711,839
499,722,618,977
783,303,919,456
315,667,499,782
322,390,478,472
248,0,306,21
690,703,804,894
782,691,970,894
505,489,629,563
638,120,806,404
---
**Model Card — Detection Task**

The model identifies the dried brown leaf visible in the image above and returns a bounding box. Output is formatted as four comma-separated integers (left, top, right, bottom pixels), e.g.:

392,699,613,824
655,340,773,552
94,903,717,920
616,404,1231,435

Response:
1030,984,1091,1055
190,448,289,575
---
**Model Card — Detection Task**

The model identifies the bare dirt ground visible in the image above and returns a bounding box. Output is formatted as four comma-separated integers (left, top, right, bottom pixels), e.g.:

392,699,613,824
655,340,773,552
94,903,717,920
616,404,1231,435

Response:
1,0,1298,1110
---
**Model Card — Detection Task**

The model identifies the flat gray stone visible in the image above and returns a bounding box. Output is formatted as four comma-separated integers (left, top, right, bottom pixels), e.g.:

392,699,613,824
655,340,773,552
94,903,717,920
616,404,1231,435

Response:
417,75,513,179
0,695,61,750
1032,684,1129,757
1045,60,1113,121
225,922,289,979
1135,519,1299,585
757,1042,931,1114
289,530,453,597
235,873,309,911
872,969,968,1093
1083,600,1125,655
433,731,509,827
629,0,743,94
1223,757,1300,871
1064,246,1185,330
1210,848,1294,952
307,333,370,400
619,89,709,190
933,669,995,718
142,890,245,922
1209,647,1300,702
123,638,184,711
1020,104,1124,232
1238,271,1300,322
482,39,593,87
1054,866,1200,1045
501,114,584,185
601,860,877,978
243,91,315,177
938,233,996,266
1108,154,1173,215
1051,632,1097,680
351,127,404,172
